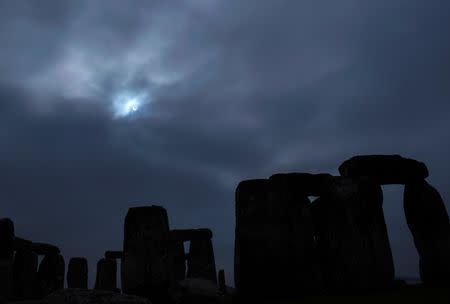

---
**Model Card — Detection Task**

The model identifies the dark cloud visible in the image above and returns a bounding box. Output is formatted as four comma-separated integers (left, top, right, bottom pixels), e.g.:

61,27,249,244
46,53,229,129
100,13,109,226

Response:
1,0,450,286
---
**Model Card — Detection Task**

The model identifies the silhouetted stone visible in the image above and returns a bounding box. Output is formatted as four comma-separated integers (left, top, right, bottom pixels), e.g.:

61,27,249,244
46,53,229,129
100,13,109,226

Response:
67,257,88,289
104,251,123,260
218,270,226,294
169,240,185,282
12,249,38,300
235,179,320,297
269,172,334,196
404,180,450,286
43,289,151,304
37,253,65,298
0,218,15,301
95,258,117,292
169,229,213,242
312,177,395,291
187,238,217,284
121,206,173,300
339,155,428,185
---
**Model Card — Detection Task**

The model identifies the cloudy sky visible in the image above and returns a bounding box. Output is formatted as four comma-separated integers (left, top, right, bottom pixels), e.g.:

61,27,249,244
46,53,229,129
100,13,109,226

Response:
1,0,450,287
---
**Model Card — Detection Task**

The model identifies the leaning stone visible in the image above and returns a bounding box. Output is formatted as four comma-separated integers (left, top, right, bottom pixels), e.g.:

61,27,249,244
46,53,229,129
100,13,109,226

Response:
42,288,151,304
404,179,450,286
104,251,123,260
169,229,212,242
269,172,334,197
339,154,428,185
67,258,88,289
312,176,395,291
0,218,15,301
36,253,65,298
187,238,217,284
169,240,186,282
12,249,38,300
121,206,172,300
94,258,117,292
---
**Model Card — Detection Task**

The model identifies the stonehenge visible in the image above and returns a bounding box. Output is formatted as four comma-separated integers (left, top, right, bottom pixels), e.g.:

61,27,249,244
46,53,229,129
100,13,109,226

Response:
234,154,449,295
1,153,448,301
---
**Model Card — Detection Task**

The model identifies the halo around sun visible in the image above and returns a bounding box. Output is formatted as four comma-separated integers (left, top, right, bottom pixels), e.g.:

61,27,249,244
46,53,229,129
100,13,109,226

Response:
113,91,149,118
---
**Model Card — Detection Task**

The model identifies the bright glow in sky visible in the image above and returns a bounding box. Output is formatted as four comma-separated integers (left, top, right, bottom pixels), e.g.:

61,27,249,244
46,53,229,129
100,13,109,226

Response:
113,91,149,118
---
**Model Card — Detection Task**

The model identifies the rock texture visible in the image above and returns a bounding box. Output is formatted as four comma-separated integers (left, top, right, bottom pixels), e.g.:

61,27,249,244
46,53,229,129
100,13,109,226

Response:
404,180,450,286
312,177,395,291
67,258,88,289
339,155,428,185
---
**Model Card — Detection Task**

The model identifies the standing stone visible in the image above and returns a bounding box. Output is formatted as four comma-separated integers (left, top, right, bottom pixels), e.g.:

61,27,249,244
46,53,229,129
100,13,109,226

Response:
105,251,123,260
121,206,173,300
404,180,450,286
67,257,88,289
187,237,217,284
339,154,429,185
0,218,14,301
169,240,186,282
12,249,38,300
37,253,65,298
312,177,395,292
95,258,117,292
235,179,319,297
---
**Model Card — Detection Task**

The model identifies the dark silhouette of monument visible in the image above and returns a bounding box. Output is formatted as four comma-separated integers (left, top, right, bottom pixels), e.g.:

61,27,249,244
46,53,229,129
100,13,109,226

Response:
1,154,449,303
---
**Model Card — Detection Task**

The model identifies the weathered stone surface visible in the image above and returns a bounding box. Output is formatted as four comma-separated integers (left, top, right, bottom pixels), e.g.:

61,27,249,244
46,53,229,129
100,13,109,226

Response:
42,288,152,304
121,206,173,300
187,238,217,284
12,250,38,300
169,240,185,282
404,180,450,286
105,251,123,260
235,179,320,297
94,258,117,292
269,173,334,197
169,229,212,242
312,177,395,291
339,154,428,185
67,258,88,289
0,218,15,301
36,253,65,298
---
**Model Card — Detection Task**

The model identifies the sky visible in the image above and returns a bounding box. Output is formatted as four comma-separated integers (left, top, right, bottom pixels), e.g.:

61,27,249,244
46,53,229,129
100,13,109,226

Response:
1,0,450,288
